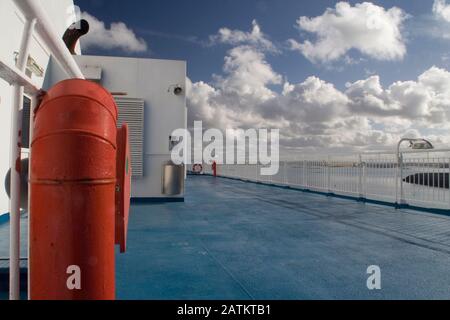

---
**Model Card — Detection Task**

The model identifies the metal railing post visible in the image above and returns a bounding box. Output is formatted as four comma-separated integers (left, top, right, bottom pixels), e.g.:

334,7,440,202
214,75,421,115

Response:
9,17,37,301
327,156,331,193
399,153,405,205
396,155,399,205
302,159,306,188
358,154,363,199
9,86,24,301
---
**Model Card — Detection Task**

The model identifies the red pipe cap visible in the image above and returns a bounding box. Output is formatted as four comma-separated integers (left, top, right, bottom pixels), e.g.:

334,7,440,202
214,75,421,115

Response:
115,124,131,253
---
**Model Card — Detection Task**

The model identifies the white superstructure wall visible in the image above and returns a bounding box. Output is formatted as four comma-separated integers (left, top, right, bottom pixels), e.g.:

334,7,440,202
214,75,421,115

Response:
44,55,187,199
0,0,77,216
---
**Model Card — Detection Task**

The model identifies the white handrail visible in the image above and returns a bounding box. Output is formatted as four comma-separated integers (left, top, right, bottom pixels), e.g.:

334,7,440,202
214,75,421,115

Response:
360,148,450,155
13,0,85,79
191,147,450,211
8,16,37,301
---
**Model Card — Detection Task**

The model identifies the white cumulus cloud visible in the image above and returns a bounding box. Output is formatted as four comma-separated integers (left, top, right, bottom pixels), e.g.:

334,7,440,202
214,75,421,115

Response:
187,44,283,129
187,20,450,152
209,20,278,53
346,66,450,125
188,58,450,151
433,0,450,22
288,2,407,63
216,46,282,100
81,12,148,53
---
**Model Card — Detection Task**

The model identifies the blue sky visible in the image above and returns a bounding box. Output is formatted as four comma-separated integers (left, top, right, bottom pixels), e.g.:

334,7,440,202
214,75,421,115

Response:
73,0,450,151
75,0,449,89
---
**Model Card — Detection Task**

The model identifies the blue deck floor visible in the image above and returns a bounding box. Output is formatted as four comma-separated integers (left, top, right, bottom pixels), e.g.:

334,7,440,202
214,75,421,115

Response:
2,175,450,299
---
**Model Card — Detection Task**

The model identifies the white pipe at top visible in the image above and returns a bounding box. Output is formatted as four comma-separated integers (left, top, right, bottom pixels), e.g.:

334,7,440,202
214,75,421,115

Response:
13,0,85,79
9,17,37,301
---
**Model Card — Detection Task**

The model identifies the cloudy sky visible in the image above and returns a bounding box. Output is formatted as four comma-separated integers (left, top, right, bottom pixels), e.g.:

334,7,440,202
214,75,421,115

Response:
75,0,450,153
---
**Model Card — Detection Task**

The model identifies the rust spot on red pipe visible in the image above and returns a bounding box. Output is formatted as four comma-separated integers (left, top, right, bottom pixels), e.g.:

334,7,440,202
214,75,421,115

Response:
15,156,21,173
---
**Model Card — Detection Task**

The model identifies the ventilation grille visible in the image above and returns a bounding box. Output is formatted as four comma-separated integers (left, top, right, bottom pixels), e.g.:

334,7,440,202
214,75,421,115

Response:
115,97,145,177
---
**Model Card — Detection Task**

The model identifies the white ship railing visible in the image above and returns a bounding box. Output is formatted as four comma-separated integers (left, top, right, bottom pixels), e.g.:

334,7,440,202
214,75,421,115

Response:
0,0,85,300
190,149,450,211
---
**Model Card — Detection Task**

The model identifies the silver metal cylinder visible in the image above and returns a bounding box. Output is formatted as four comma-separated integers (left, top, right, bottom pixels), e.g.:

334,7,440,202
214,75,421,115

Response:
162,162,184,196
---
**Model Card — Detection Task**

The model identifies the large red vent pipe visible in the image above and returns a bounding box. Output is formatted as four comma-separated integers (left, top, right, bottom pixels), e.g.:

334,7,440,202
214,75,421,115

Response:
29,79,131,300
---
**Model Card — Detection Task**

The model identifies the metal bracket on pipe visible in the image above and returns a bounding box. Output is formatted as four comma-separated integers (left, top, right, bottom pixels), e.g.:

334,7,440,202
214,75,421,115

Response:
0,60,40,95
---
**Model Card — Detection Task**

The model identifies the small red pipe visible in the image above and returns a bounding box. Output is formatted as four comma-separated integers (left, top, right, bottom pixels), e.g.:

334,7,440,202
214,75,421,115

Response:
212,161,217,177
